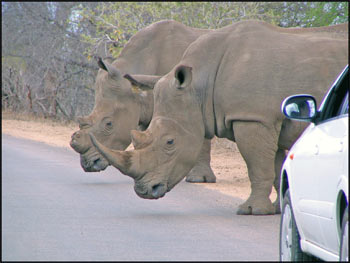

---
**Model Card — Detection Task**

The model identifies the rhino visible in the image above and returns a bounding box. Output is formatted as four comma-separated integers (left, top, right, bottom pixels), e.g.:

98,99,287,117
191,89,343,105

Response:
89,20,348,215
70,20,218,183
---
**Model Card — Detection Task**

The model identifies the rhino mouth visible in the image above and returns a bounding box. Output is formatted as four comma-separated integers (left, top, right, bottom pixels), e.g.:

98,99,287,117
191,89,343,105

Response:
80,148,109,172
134,179,169,199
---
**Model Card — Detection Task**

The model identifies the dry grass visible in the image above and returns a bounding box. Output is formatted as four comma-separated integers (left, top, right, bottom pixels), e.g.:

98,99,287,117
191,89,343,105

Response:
2,110,78,148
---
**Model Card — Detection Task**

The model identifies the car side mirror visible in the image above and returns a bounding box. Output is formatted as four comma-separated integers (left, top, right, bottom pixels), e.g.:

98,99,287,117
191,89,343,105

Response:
281,95,317,122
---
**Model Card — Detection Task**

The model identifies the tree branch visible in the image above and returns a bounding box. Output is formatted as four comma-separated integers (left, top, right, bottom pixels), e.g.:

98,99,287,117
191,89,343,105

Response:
53,56,99,71
55,98,70,119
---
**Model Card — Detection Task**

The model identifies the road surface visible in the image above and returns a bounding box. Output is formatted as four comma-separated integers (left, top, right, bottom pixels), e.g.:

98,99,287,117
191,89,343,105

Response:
2,134,280,261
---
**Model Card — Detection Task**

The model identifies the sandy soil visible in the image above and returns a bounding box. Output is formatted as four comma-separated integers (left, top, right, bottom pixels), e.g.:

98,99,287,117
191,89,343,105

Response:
2,112,277,202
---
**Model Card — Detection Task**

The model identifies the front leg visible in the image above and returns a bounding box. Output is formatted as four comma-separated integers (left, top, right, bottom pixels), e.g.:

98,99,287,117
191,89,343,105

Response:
186,138,216,183
233,122,279,215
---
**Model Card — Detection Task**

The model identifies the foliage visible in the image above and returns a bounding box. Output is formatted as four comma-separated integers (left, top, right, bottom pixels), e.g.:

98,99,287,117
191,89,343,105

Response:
277,2,348,27
76,2,348,59
303,2,349,27
77,2,284,58
2,2,348,120
2,2,97,120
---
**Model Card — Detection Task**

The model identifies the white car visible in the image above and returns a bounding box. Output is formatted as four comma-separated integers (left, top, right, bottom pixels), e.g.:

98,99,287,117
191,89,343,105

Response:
279,65,348,261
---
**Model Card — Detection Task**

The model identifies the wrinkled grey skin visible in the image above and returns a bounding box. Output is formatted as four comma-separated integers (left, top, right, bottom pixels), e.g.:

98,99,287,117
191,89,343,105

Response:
90,20,348,215
70,20,217,183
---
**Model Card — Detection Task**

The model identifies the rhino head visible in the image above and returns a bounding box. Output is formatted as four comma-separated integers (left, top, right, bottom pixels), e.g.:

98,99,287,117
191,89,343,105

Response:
70,58,161,172
90,65,205,198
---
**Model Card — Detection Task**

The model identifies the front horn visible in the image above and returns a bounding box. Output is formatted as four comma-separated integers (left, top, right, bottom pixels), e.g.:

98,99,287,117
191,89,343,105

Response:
89,132,140,178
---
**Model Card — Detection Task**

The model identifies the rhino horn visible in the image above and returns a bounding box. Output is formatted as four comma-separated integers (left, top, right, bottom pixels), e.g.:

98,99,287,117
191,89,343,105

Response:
89,132,140,178
131,130,153,149
124,74,162,92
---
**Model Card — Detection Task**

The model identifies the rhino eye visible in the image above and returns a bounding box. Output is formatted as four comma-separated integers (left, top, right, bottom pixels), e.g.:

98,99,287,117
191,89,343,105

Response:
106,121,113,128
166,139,174,145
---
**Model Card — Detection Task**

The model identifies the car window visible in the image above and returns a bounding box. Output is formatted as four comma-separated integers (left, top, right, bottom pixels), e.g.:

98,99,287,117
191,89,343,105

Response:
319,68,349,122
338,91,348,115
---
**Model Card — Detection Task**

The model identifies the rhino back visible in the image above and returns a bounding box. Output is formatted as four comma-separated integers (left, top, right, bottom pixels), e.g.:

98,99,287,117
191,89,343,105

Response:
176,21,348,140
212,21,348,140
114,20,212,76
278,22,348,39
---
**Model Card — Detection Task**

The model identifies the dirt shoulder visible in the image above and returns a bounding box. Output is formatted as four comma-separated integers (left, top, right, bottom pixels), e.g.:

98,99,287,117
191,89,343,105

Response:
2,112,276,202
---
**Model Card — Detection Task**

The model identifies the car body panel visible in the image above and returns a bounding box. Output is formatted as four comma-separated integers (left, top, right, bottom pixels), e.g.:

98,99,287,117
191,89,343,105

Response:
300,239,339,261
280,65,348,261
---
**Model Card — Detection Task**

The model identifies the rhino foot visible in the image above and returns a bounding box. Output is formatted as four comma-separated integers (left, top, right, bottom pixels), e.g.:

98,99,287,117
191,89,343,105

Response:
185,165,216,183
236,197,275,215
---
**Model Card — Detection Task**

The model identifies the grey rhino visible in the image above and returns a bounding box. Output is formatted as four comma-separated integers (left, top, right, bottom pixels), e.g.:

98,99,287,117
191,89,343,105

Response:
89,20,348,215
70,20,217,183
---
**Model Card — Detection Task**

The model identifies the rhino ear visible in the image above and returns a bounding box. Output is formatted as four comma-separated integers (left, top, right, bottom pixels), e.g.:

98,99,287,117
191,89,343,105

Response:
124,74,162,93
97,57,108,71
97,57,122,79
174,65,192,89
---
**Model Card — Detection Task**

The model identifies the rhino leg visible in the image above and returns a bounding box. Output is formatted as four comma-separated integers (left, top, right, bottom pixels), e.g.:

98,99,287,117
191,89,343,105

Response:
233,122,278,215
273,148,286,214
186,139,216,183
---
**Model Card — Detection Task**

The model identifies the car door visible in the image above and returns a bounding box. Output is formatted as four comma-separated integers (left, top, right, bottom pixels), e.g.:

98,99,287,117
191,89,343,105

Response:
315,89,348,254
291,66,348,250
290,120,326,247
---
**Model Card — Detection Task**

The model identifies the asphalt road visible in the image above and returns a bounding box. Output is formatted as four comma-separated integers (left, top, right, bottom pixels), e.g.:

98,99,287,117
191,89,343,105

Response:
2,134,280,261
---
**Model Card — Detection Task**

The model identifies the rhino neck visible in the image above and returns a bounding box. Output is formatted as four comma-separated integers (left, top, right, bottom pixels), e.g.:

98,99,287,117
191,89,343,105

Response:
181,32,229,139
136,90,154,130
112,58,135,75
195,68,216,140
